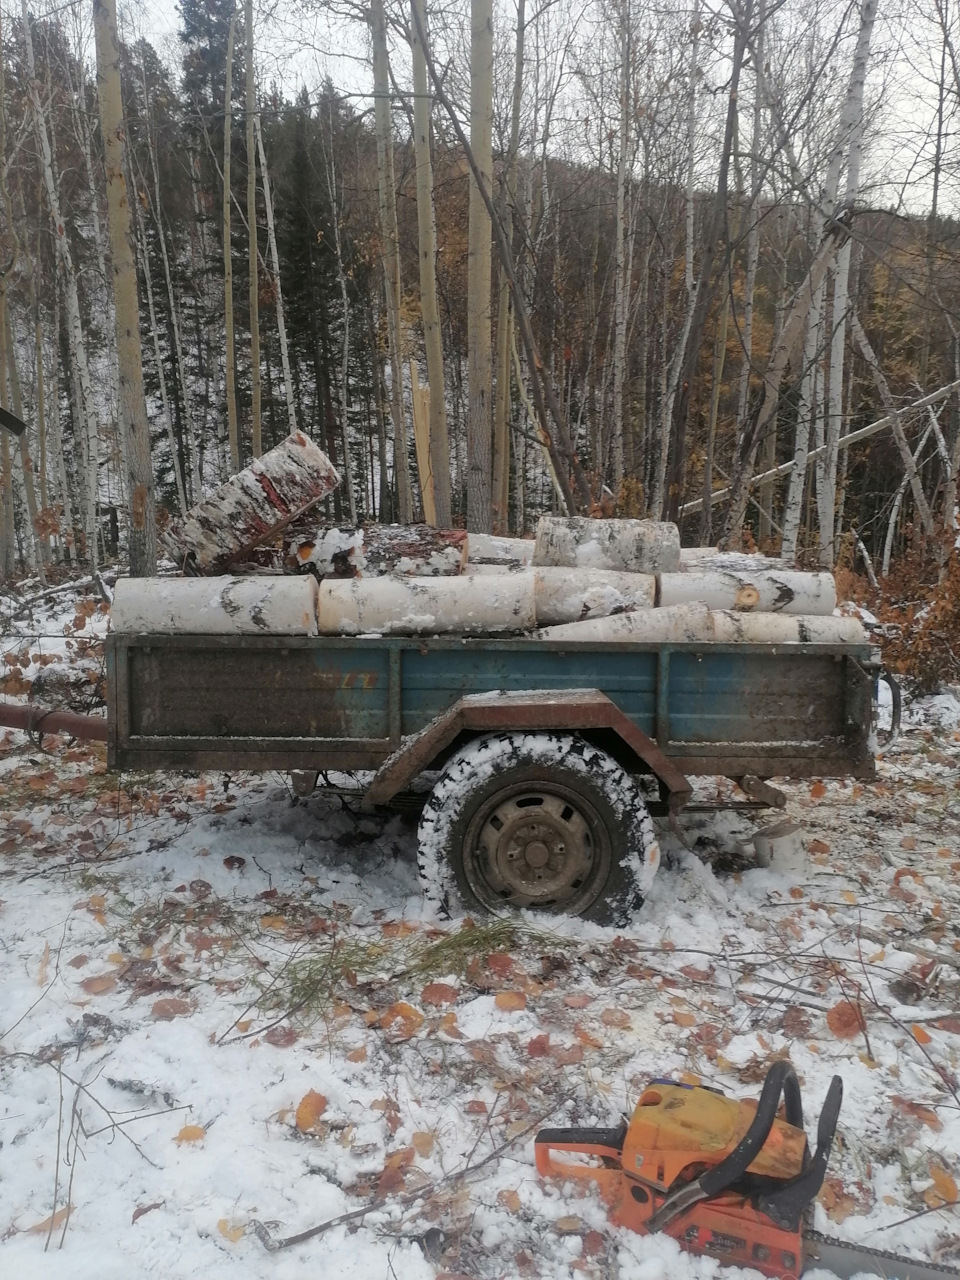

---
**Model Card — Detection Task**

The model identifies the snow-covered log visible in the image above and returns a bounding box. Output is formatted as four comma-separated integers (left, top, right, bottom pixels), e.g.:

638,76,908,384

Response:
317,574,536,635
286,523,468,577
711,611,866,644
533,517,681,573
111,575,319,635
659,569,836,615
533,568,655,626
467,533,534,566
539,602,714,643
679,546,718,564
160,432,340,574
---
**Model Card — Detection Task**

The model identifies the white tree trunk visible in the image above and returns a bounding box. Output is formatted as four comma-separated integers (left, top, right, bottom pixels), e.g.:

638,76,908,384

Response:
659,569,836,615
533,567,655,625
112,574,319,635
317,573,536,635
467,0,494,531
533,516,681,572
255,116,297,436
161,432,339,572
610,0,633,495
245,0,261,458
223,12,240,472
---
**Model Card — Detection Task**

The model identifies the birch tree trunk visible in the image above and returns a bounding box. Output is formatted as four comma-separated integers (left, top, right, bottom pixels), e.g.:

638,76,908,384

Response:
23,0,100,564
93,0,157,576
369,0,411,521
610,0,632,498
491,0,524,534
816,0,877,566
2,294,48,578
255,115,297,436
411,0,452,526
466,0,494,532
223,11,240,473
245,0,261,458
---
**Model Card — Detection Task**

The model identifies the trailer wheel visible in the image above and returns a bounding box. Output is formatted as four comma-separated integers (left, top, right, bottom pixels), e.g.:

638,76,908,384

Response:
417,733,660,926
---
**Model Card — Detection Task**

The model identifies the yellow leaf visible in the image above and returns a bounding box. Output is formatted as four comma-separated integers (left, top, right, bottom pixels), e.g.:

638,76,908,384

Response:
681,1072,700,1086
494,990,526,1012
260,915,287,931
108,952,123,965
27,1204,71,1234
174,1124,205,1145
928,1162,958,1206
236,1019,253,1033
911,1024,932,1046
868,949,885,963
80,974,116,995
295,1091,328,1132
411,1131,434,1158
555,1215,583,1234
498,1188,522,1213
217,1218,245,1242
346,1046,367,1063
842,891,857,904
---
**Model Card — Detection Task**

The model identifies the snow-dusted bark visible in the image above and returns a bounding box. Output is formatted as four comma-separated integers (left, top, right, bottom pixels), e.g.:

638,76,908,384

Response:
245,0,261,459
112,574,319,635
659,568,836,614
533,516,681,572
317,573,536,636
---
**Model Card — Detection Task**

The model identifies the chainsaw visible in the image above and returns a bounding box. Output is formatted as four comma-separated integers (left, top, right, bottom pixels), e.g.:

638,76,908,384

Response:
535,1062,959,1279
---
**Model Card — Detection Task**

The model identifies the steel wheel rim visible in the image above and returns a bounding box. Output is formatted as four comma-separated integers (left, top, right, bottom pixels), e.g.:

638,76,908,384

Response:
463,779,612,914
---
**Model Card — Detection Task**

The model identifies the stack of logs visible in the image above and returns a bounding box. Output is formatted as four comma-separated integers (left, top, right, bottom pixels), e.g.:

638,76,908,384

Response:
113,432,865,646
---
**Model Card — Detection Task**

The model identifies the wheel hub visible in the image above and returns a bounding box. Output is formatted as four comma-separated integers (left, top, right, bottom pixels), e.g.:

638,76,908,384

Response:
471,785,603,909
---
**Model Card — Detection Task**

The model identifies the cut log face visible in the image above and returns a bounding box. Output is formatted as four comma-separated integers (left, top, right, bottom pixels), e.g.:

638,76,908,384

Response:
659,569,836,615
285,524,467,578
533,567,655,626
160,432,340,574
539,602,714,643
466,533,534,565
534,517,681,573
111,575,319,635
317,574,536,635
752,819,805,873
711,611,866,644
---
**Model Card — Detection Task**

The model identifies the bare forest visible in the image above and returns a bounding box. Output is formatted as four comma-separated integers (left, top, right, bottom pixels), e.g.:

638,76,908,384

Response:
1,0,960,675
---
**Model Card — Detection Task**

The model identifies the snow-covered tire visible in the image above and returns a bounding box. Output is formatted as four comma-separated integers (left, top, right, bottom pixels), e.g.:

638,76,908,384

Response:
417,733,660,926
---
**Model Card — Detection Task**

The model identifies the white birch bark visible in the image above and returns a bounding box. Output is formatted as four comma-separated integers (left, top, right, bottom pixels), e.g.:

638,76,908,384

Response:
112,574,319,635
223,11,240,472
610,0,632,496
245,0,261,458
318,573,536,636
467,0,494,532
255,115,297,436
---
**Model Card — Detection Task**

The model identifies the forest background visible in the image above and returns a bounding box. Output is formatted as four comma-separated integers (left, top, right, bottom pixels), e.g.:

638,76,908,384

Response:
2,0,960,681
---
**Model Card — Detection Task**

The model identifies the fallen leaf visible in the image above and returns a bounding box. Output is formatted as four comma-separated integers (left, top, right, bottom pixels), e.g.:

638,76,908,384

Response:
189,879,212,899
81,974,116,995
600,1008,630,1029
555,1215,583,1234
295,1090,328,1133
550,1043,584,1065
891,1095,942,1131
841,890,857,904
808,838,830,855
527,1033,550,1057
926,1162,958,1207
27,1205,72,1234
680,964,714,982
789,887,805,899
347,1046,368,1063
260,915,287,931
933,1017,960,1034
563,993,593,1009
264,1025,298,1047
826,1000,865,1040
381,920,418,938
223,856,246,871
217,1218,245,1242
487,952,515,977
809,781,826,799
495,990,526,1012
498,1189,522,1213
818,1177,859,1223
132,1201,163,1224
37,941,50,987
379,1001,424,1039
465,1099,488,1114
900,836,918,851
574,1024,604,1049
421,982,459,1007
781,1006,812,1038
236,1019,253,1033
152,997,192,1021
438,1011,463,1039
68,954,88,969
411,1131,435,1158
672,1011,696,1027
911,1024,933,1046
377,1145,415,1194
582,1229,605,1258
174,1124,205,1145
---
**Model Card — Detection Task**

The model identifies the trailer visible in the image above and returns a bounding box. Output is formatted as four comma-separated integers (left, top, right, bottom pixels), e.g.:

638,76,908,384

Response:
33,628,880,926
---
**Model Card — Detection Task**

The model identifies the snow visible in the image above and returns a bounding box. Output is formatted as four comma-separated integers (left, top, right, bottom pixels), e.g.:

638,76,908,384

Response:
2,582,960,1279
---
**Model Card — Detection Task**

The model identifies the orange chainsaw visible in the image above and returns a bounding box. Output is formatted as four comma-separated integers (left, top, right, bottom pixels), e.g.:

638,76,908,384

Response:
535,1062,959,1280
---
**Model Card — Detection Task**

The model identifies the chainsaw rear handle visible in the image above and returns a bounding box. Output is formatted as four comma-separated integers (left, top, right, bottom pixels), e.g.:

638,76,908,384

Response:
534,1123,626,1182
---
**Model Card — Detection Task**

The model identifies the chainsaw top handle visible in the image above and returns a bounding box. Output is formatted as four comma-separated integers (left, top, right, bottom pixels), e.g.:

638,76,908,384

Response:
756,1073,843,1231
647,1060,803,1233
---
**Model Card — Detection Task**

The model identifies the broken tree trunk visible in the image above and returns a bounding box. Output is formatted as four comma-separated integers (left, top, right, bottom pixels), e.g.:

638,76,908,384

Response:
659,569,836,615
160,431,340,573
317,574,535,635
111,574,319,635
533,517,681,573
533,568,655,626
286,523,467,577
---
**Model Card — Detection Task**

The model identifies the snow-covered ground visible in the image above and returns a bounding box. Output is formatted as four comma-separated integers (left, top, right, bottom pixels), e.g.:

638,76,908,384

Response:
2,584,959,1279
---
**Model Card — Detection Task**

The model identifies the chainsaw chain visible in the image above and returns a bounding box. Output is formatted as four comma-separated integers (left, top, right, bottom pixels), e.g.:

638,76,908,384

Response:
806,1230,960,1278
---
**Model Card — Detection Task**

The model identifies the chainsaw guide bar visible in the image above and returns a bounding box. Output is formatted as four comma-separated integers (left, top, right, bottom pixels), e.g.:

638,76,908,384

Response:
535,1065,959,1280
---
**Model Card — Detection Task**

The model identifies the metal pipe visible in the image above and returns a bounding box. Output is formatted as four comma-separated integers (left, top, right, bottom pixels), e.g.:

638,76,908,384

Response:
0,700,109,741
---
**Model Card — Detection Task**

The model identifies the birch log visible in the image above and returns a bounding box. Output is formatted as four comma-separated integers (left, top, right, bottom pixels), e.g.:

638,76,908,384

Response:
467,533,534,565
534,517,681,573
112,575,319,635
540,602,714,643
659,570,836,615
317,574,535,635
711,611,866,644
160,432,340,573
286,524,468,577
533,568,655,626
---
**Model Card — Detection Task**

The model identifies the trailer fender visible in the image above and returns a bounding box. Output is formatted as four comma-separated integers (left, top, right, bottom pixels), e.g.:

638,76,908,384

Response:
361,688,692,813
